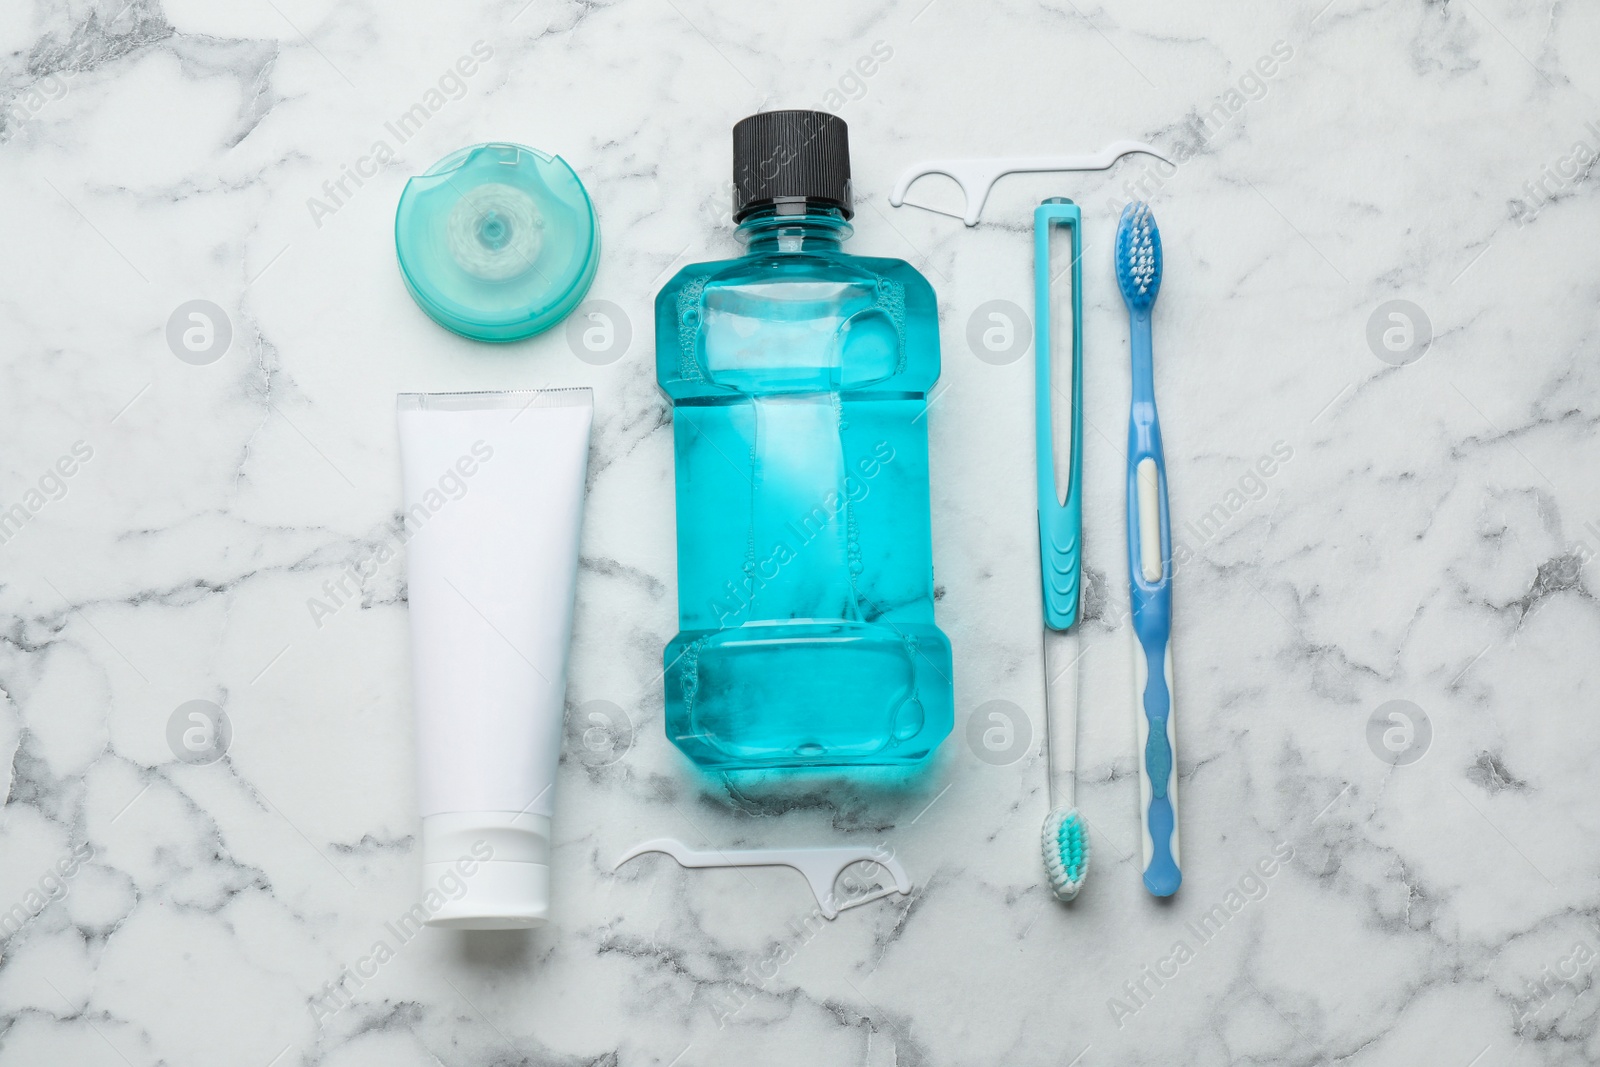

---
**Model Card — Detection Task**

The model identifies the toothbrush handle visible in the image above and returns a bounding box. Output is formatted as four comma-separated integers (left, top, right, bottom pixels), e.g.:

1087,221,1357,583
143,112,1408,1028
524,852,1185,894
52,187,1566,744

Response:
1127,313,1181,897
1131,585,1180,896
1034,200,1083,629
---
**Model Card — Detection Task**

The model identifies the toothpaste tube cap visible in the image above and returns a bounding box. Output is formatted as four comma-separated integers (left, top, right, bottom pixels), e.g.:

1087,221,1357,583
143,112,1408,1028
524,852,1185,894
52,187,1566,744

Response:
420,811,552,929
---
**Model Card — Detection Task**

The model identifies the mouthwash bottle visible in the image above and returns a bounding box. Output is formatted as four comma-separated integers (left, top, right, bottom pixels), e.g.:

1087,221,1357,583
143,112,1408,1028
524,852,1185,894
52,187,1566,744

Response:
656,110,953,770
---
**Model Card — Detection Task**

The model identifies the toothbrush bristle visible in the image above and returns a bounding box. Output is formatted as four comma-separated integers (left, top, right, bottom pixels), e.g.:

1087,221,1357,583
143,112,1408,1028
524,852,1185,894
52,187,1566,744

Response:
1115,201,1163,312
1042,807,1091,901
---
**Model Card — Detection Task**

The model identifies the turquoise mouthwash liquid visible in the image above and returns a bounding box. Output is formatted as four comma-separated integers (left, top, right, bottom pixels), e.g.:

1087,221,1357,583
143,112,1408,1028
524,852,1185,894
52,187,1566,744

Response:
656,110,953,770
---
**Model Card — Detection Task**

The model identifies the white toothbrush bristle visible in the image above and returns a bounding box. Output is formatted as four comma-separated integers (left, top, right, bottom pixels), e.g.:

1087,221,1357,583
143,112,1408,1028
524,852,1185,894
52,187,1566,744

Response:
1116,201,1162,309
1042,807,1091,902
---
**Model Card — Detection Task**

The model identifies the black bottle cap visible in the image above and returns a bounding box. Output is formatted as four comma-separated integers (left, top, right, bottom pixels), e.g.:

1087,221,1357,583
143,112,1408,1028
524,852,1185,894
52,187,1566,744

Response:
731,110,853,223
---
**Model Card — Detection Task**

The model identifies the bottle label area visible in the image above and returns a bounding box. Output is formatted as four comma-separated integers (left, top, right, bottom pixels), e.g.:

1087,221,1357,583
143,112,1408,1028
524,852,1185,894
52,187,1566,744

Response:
657,258,953,768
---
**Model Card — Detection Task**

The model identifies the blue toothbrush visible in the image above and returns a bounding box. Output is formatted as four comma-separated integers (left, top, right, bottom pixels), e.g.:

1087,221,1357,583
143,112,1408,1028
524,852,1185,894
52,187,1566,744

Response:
1114,202,1182,898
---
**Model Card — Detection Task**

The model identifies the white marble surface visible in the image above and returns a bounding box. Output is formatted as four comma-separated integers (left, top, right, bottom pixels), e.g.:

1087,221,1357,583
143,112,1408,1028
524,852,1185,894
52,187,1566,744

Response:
3,0,1599,1064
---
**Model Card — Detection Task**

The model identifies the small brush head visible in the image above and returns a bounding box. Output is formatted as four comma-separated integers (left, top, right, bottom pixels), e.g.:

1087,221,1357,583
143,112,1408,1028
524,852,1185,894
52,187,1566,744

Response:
1042,807,1091,902
1114,201,1162,313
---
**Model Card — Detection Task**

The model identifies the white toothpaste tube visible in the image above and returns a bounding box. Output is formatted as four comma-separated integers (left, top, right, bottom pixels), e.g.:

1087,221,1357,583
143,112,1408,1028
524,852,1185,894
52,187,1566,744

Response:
396,388,593,928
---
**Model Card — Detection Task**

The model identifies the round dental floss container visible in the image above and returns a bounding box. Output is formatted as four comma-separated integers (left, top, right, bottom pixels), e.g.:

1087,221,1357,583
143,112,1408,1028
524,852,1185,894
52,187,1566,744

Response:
395,143,600,342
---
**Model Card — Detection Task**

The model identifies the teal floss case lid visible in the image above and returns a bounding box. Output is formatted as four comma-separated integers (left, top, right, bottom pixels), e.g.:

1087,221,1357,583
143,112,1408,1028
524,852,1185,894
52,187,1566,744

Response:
395,143,600,342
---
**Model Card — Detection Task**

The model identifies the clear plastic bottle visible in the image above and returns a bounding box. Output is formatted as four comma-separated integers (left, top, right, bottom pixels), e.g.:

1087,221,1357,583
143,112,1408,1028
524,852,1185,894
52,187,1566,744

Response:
655,111,953,770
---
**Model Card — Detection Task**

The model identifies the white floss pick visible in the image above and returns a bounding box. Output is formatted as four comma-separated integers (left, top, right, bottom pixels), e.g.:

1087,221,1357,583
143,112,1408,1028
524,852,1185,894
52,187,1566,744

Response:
447,182,544,281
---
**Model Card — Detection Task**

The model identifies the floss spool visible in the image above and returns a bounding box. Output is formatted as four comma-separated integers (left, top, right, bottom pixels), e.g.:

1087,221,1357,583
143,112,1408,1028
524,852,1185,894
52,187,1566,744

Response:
395,143,599,342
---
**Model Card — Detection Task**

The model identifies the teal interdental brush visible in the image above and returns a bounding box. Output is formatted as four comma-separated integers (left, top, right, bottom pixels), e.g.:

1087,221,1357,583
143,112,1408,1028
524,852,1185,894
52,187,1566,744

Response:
1035,198,1090,901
